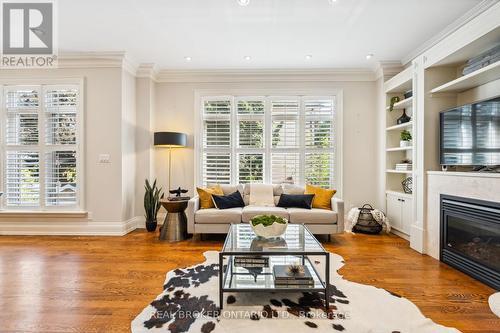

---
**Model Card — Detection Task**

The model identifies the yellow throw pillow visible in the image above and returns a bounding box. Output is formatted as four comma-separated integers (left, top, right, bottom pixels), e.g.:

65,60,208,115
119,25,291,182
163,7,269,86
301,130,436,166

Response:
197,185,224,209
305,184,336,210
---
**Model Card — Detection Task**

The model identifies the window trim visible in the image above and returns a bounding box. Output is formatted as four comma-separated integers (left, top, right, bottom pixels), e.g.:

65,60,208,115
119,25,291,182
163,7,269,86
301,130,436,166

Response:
0,78,85,211
194,88,343,197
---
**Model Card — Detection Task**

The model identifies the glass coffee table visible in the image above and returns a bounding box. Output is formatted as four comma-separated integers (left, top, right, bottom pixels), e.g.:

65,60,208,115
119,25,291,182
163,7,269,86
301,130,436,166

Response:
219,224,330,309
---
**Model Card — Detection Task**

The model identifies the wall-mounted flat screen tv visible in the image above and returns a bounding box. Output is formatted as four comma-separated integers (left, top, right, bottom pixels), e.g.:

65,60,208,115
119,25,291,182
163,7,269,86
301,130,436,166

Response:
440,96,500,166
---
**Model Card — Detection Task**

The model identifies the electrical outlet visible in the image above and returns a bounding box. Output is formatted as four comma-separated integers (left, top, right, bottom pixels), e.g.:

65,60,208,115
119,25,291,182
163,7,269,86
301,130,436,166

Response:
98,154,110,163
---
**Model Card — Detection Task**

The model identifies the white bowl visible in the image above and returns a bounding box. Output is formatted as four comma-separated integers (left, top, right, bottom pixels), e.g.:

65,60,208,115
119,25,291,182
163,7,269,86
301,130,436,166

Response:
250,216,288,238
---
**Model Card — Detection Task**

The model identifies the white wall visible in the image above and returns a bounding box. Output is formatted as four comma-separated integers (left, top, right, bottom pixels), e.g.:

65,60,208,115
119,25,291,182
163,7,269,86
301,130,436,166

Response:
134,77,156,220
151,80,378,212
121,70,137,220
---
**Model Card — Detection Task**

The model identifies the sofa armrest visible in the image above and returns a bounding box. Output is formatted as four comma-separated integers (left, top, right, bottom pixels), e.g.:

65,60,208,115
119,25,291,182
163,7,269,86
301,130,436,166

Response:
187,196,200,234
332,197,344,233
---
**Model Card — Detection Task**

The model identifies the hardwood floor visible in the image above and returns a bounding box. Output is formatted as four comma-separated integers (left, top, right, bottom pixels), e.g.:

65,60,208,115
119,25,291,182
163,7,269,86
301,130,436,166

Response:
0,231,497,333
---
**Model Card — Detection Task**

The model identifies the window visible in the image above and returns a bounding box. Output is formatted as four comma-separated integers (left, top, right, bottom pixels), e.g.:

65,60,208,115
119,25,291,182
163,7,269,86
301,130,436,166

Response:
0,84,82,210
198,95,337,189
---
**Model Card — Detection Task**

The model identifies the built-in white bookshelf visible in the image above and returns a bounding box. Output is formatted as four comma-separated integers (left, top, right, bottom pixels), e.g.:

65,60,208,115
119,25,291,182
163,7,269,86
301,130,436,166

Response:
383,68,415,239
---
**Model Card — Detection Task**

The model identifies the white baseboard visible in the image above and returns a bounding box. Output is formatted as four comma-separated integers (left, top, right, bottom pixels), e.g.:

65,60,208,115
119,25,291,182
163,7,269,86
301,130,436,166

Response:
0,216,143,236
410,223,425,253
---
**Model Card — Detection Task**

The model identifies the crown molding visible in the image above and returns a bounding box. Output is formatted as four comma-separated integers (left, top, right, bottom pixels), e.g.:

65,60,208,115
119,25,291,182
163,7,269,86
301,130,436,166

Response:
57,51,138,75
45,53,378,83
401,0,499,65
154,68,376,83
374,61,404,81
136,63,158,80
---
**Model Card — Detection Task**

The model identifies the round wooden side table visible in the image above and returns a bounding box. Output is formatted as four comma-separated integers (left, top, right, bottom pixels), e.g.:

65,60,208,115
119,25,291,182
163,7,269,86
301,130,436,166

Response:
159,199,189,242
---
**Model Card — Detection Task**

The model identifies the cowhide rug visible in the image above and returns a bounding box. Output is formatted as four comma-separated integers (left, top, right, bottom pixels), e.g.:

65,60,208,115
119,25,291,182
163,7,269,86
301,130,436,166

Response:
132,251,460,333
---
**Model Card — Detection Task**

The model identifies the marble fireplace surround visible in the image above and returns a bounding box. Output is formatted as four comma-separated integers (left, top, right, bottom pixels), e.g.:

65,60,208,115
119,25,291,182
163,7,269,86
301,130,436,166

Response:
425,171,500,259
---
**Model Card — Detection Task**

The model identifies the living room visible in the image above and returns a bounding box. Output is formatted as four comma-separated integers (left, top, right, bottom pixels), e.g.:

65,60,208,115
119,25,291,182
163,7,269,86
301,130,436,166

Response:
0,0,499,332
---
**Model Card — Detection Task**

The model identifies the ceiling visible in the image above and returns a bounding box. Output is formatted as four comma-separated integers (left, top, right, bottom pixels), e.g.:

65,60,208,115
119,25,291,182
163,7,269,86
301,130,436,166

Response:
58,0,483,70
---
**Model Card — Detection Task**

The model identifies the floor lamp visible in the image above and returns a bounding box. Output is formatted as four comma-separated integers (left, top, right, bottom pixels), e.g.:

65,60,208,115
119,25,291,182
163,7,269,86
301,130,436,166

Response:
154,132,187,198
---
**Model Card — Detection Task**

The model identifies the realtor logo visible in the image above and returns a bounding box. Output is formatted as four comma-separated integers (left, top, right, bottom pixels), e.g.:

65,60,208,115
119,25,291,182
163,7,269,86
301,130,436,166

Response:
1,0,57,67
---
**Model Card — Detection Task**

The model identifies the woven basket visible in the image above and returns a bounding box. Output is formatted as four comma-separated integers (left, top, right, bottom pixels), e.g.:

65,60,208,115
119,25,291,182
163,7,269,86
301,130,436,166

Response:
352,204,383,234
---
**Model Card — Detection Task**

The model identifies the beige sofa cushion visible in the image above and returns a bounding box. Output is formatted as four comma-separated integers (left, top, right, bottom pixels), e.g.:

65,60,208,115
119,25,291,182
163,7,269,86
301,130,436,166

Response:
195,208,243,224
282,184,305,195
287,208,337,224
241,206,289,223
243,184,283,206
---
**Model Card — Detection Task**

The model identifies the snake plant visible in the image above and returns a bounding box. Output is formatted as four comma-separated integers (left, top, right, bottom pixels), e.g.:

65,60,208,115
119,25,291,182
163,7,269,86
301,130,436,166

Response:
144,179,164,222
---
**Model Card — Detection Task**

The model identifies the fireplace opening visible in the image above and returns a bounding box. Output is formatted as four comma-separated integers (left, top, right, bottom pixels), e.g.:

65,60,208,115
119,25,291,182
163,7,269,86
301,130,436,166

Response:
440,195,500,290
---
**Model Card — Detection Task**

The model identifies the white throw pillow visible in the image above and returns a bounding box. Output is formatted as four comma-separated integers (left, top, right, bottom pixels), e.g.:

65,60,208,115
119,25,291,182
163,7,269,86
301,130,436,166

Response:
249,184,275,207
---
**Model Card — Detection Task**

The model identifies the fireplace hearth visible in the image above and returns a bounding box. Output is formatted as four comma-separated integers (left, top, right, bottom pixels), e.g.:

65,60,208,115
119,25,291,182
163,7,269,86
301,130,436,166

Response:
440,195,500,290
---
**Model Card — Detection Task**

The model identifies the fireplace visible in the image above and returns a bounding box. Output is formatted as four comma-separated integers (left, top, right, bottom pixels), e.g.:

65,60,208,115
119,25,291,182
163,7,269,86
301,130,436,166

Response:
440,194,500,290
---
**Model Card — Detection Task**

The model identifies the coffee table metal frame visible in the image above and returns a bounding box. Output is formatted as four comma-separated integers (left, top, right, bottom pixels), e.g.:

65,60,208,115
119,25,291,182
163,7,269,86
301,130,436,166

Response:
218,224,330,310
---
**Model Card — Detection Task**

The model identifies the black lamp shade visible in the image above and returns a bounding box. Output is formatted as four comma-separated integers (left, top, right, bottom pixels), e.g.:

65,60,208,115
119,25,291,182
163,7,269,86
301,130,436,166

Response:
154,132,187,148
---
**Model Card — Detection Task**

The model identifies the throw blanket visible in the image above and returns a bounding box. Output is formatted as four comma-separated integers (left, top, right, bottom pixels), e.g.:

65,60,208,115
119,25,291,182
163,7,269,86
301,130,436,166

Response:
249,184,274,206
346,207,390,233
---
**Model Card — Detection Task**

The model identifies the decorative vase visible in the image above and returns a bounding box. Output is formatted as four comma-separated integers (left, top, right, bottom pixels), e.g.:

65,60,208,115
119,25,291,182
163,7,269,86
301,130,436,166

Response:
250,216,288,238
397,109,411,124
145,220,157,232
400,140,412,147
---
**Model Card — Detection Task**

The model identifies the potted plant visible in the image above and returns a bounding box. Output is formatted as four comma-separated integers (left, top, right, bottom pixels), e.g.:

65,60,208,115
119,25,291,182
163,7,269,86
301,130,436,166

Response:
400,130,412,147
144,179,164,232
250,214,288,239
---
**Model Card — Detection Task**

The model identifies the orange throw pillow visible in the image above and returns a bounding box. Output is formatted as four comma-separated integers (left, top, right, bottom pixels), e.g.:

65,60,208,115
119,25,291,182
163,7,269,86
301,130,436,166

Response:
197,185,224,209
305,184,336,210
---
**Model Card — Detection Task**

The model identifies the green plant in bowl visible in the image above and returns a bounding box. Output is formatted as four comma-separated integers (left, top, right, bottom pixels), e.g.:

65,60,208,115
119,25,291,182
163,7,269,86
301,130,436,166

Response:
250,214,288,238
250,214,287,227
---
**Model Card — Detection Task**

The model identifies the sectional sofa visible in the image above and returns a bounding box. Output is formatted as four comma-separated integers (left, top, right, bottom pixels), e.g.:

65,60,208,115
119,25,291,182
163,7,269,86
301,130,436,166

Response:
187,184,344,236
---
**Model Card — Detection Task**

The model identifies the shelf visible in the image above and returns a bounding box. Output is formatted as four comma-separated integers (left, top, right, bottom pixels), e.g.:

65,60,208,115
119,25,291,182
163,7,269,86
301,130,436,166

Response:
386,146,413,152
430,60,500,93
386,97,413,111
386,121,413,131
386,190,413,199
384,67,413,93
386,169,413,174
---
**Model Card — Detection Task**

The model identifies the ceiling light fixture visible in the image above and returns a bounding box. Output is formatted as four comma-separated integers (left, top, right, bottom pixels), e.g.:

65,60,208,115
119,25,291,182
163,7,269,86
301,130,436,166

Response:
238,0,250,6
305,55,313,60
328,0,338,4
184,56,192,62
366,53,374,60
244,55,252,61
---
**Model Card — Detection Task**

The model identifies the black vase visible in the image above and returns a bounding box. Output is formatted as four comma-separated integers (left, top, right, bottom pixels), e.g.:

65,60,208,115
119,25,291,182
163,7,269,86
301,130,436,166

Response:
397,109,411,124
146,220,157,232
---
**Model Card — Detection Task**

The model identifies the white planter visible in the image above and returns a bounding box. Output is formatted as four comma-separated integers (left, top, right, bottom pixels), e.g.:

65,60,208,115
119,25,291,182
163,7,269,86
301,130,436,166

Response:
250,217,288,238
400,140,412,147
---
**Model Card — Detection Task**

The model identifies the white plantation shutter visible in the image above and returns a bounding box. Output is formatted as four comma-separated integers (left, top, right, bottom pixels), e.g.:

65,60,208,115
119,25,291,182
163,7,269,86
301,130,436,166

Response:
271,153,299,184
45,150,77,206
6,112,39,145
305,99,334,148
271,100,299,148
201,98,232,185
5,88,39,145
45,88,78,145
5,151,40,206
305,152,334,188
237,99,265,115
202,153,231,185
1,85,82,209
238,120,264,148
198,95,337,190
238,153,264,184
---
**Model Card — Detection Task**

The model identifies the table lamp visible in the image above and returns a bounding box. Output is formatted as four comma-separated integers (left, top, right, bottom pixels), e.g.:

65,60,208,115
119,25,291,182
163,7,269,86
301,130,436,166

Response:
154,132,187,198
